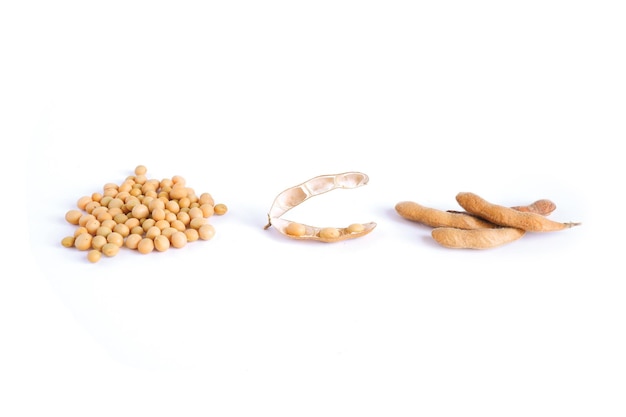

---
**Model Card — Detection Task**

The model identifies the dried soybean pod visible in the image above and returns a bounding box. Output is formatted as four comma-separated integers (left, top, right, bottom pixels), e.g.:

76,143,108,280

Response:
456,192,581,232
431,227,526,249
447,198,557,217
510,199,556,215
395,201,496,229
264,172,376,243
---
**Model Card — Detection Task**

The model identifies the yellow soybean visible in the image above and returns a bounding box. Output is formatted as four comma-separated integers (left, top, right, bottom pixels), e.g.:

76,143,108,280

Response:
286,222,306,237
137,238,155,254
170,231,187,248
145,226,161,240
214,203,228,215
91,235,107,251
61,236,75,248
135,165,147,176
131,204,150,219
154,235,170,252
347,223,365,233
198,224,216,240
319,227,341,240
87,250,101,263
189,217,207,230
106,232,124,247
184,228,199,242
65,210,82,225
101,243,120,257
125,233,142,250
74,233,92,251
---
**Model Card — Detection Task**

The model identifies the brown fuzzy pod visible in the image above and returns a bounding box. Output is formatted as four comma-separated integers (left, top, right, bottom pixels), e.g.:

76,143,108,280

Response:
431,227,526,249
511,199,556,215
448,198,557,217
395,201,496,229
456,192,580,232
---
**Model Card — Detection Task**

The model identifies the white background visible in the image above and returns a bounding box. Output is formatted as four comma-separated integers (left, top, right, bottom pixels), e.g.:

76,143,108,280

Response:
2,1,625,416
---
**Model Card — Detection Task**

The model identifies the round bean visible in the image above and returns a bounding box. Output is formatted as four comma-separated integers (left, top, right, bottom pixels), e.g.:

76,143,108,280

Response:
198,224,216,240
154,235,170,252
170,231,187,248
87,250,102,263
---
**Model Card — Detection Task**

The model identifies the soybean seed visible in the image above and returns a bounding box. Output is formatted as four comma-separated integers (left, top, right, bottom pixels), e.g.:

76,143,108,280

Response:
113,223,130,237
91,235,107,251
198,224,216,240
106,232,124,247
131,204,150,219
125,233,142,250
170,219,186,232
65,210,83,225
347,223,365,233
198,192,214,206
165,200,180,214
137,238,155,254
170,231,187,248
78,214,95,227
135,165,147,176
87,250,101,263
154,219,170,230
184,228,199,242
286,222,306,237
74,233,93,251
171,175,186,186
154,235,170,252
77,196,92,210
178,196,191,209
125,217,140,229
319,227,341,240
176,211,191,226
74,226,88,237
200,203,214,218
189,217,207,230
95,226,112,237
145,226,161,240
188,206,203,220
151,207,166,221
169,185,187,200
161,227,177,239
85,219,101,235
142,218,156,232
214,203,228,215
101,243,120,257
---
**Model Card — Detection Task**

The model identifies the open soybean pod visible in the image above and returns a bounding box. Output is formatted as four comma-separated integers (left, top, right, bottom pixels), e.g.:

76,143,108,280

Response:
264,172,377,243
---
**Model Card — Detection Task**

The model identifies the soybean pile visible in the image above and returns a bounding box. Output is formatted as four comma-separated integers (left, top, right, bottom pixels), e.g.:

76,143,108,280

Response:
61,165,227,263
395,192,581,249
